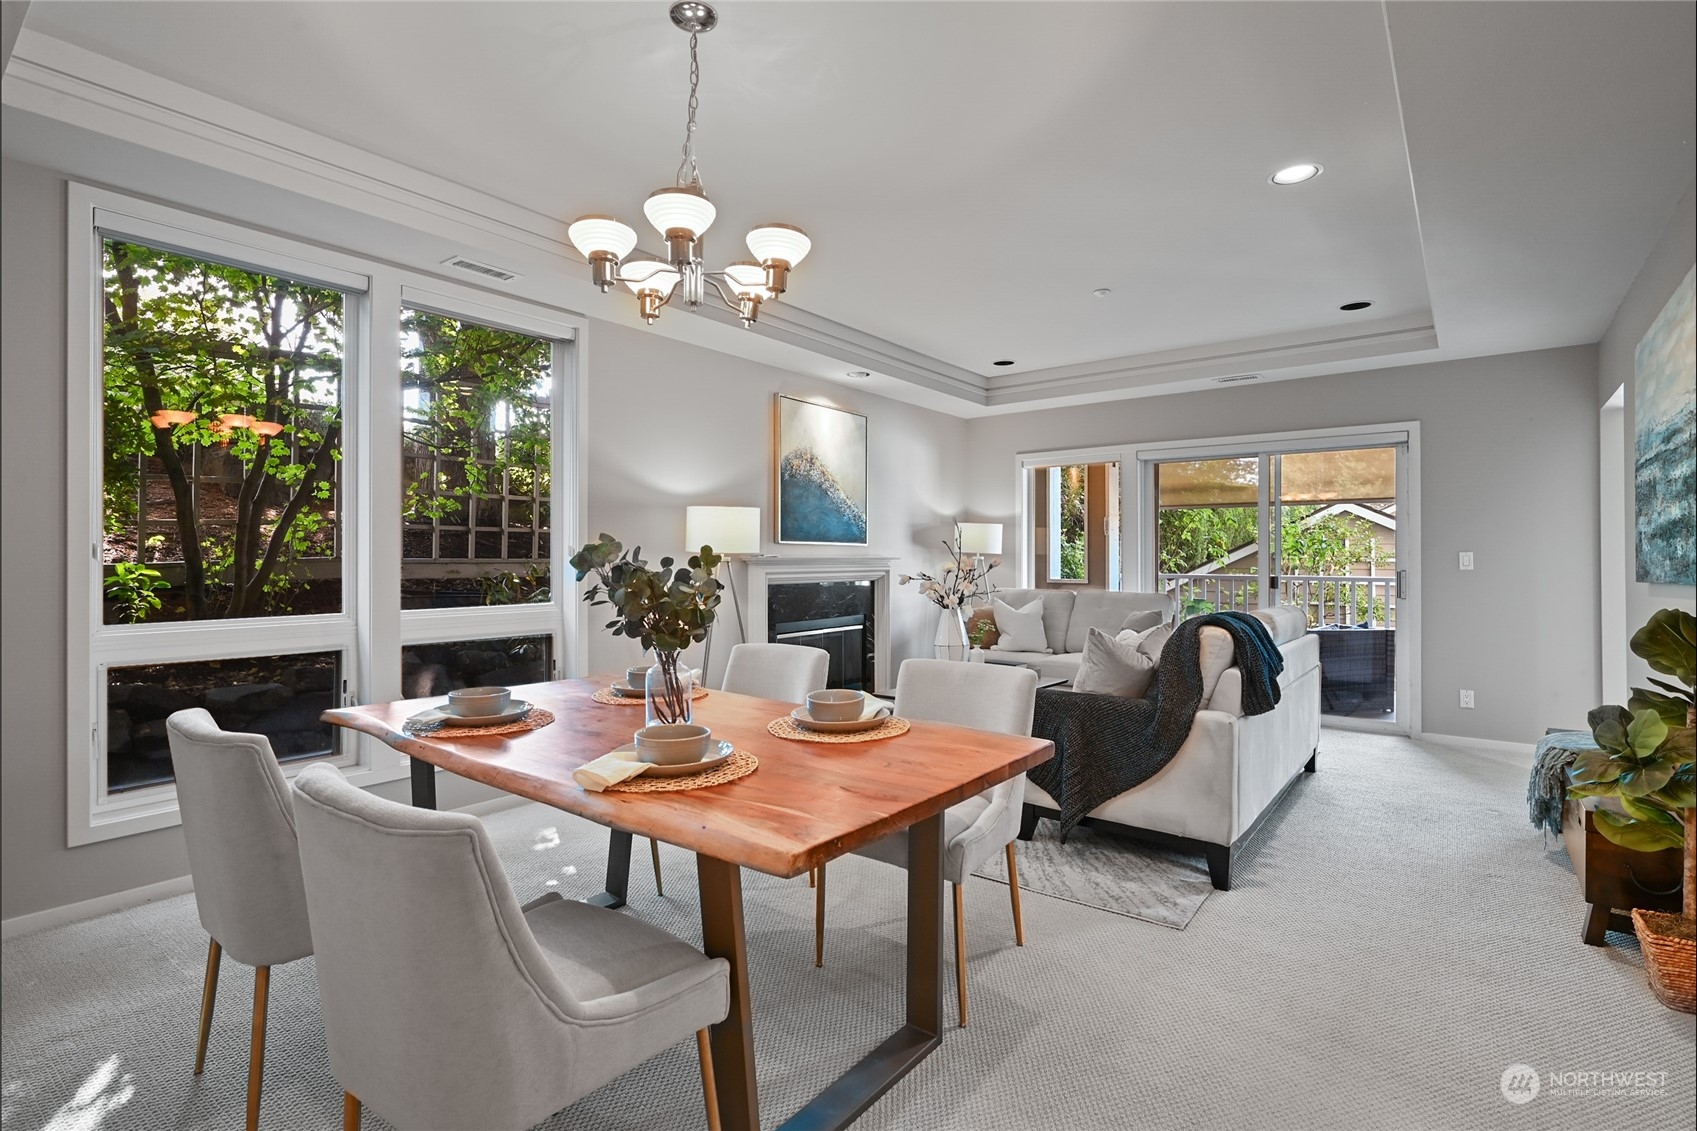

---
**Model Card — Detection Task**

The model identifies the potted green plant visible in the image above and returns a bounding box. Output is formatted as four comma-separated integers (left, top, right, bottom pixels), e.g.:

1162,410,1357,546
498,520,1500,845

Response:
569,535,722,725
1571,607,1695,1013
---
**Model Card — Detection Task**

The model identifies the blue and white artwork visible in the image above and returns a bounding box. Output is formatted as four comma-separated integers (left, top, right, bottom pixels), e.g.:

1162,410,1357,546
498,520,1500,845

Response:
1634,265,1696,585
776,395,867,545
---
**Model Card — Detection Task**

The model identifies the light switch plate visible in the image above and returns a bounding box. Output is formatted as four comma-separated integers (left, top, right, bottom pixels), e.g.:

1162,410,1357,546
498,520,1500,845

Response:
1459,551,1474,571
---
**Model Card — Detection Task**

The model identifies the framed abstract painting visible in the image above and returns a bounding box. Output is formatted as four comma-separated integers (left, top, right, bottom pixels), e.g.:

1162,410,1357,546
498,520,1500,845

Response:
1634,265,1695,585
774,395,868,545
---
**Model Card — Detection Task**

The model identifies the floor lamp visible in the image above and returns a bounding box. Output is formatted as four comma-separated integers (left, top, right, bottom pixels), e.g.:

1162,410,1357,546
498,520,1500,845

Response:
685,506,761,686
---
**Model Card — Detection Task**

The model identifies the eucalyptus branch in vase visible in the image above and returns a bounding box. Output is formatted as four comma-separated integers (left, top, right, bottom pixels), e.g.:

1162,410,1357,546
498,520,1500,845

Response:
570,534,722,723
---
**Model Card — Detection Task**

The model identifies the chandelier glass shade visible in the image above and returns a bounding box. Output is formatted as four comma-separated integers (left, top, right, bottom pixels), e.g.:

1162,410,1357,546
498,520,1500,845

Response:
566,2,810,327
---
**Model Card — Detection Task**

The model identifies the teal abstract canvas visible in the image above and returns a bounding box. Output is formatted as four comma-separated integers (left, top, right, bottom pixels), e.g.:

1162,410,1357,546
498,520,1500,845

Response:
1634,266,1696,585
776,395,867,545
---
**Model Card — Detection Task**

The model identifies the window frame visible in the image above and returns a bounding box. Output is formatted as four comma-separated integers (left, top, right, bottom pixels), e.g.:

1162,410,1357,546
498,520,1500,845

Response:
65,185,588,846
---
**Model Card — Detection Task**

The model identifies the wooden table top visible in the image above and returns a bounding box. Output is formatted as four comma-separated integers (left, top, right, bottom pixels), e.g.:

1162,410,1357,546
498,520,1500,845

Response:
323,676,1053,879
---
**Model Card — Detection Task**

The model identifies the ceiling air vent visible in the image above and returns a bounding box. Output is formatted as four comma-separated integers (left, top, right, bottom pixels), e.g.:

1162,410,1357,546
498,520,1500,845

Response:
1213,373,1262,385
441,255,520,282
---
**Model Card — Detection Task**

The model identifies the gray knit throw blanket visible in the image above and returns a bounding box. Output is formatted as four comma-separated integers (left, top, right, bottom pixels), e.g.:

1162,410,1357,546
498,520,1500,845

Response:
1029,613,1285,837
1527,730,1598,837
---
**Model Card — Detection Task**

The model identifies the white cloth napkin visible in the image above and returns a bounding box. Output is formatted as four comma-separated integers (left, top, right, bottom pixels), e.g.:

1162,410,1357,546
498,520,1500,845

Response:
858,695,892,720
574,747,650,792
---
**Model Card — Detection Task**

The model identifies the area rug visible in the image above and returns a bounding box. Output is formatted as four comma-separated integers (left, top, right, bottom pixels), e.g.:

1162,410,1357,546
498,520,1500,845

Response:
973,819,1215,929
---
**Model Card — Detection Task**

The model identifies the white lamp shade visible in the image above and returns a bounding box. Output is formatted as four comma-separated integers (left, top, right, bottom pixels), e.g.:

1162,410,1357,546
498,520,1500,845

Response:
723,261,773,299
643,187,716,239
686,506,761,555
956,522,1004,555
746,223,812,267
622,262,681,295
567,215,639,260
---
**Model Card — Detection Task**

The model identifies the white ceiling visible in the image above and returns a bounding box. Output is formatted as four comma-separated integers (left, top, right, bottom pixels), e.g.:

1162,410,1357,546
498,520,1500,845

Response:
5,1,1693,415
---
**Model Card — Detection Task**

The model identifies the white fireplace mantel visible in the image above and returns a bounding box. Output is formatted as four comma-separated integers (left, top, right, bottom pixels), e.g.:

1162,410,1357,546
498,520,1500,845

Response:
741,556,898,695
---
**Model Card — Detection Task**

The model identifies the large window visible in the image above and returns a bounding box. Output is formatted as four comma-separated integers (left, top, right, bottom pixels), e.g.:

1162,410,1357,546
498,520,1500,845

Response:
69,189,583,845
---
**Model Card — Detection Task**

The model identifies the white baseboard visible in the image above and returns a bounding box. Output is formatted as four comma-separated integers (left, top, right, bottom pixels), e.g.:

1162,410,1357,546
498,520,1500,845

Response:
1415,731,1536,767
1,793,536,941
1,873,195,941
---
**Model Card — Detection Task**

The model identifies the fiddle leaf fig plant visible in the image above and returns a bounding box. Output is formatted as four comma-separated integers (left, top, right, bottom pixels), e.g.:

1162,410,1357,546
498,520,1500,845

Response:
1572,608,1696,921
569,534,723,723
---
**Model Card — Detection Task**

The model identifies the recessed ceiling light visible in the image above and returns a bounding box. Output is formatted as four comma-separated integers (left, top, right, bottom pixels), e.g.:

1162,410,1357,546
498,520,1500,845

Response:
1339,300,1373,311
1092,288,1113,298
845,369,871,380
993,359,1015,367
1270,163,1323,185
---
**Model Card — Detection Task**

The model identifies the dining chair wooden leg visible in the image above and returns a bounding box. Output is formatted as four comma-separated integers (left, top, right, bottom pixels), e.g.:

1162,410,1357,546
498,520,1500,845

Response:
813,862,826,968
342,1092,360,1131
807,867,815,888
650,837,665,897
194,937,221,1075
695,1028,721,1131
246,966,269,1131
1005,842,1026,947
952,882,968,1028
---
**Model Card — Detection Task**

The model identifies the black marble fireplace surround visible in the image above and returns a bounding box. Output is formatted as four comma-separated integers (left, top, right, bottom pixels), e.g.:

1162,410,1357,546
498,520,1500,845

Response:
768,580,875,691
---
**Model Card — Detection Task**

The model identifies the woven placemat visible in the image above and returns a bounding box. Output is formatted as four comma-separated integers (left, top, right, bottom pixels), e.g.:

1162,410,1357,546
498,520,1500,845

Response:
590,686,711,707
604,749,757,792
404,707,556,738
766,715,911,744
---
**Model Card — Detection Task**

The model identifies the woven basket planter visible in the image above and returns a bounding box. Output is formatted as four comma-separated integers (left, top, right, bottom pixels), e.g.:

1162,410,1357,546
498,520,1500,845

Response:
1632,908,1695,1014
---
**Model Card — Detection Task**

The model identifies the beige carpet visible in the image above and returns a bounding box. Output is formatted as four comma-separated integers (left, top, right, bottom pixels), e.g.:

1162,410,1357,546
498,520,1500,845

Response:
3,730,1693,1130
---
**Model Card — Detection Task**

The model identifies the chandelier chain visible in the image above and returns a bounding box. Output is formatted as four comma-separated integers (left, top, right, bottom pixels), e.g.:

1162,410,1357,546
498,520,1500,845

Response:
676,31,703,189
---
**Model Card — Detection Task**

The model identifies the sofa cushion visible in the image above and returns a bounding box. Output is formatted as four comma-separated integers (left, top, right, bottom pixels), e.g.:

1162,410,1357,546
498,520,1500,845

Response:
991,588,1074,653
1196,625,1235,709
990,596,1050,653
1072,627,1158,697
1204,632,1319,716
1119,609,1163,634
1136,624,1172,665
1063,591,1174,654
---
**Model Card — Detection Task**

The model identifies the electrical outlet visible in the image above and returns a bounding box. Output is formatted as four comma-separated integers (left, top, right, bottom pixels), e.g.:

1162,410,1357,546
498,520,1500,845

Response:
1460,689,1476,709
1459,552,1474,571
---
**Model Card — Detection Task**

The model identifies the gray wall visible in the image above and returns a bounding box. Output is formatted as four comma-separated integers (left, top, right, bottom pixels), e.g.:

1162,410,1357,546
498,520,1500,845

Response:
0,156,965,920
581,317,967,685
960,345,1603,744
1596,181,1697,685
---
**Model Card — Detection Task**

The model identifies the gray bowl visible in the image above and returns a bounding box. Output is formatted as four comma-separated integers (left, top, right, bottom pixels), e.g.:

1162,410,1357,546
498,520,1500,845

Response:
806,689,864,722
634,723,713,766
447,686,511,717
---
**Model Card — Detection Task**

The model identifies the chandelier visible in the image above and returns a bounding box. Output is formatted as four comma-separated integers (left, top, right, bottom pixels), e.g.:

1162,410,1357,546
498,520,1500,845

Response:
566,2,811,328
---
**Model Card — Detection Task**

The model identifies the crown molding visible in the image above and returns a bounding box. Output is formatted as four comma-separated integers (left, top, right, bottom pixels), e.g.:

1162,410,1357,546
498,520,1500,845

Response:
3,29,1443,417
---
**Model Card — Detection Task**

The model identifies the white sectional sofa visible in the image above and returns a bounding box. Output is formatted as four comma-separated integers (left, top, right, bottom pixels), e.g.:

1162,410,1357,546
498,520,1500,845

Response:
1017,602,1322,890
979,587,1176,681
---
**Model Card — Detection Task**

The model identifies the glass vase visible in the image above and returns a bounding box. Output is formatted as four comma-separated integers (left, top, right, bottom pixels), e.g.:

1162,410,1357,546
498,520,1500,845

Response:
644,652,695,726
933,606,968,662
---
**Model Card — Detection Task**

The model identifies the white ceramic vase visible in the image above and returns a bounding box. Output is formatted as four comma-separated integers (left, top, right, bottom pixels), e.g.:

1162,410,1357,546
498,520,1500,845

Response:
933,606,968,662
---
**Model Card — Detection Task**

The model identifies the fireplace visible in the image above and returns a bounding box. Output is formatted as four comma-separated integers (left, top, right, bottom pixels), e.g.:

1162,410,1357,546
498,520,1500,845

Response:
769,581,874,690
741,556,897,695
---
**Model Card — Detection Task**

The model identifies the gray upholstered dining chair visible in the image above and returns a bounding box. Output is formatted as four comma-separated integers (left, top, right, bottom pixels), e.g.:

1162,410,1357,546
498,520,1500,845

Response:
290,763,730,1131
719,641,831,703
166,708,315,1131
813,659,1037,1026
643,641,832,896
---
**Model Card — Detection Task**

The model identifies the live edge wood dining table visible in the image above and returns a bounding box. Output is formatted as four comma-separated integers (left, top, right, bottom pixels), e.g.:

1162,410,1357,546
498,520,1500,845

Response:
322,676,1053,1131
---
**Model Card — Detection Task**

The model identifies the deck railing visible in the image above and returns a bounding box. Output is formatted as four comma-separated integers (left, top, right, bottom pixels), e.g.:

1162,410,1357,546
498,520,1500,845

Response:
1160,573,1397,628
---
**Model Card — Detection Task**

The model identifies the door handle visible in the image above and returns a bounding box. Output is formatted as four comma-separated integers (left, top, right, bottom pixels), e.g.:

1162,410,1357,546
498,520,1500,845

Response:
1396,569,1406,599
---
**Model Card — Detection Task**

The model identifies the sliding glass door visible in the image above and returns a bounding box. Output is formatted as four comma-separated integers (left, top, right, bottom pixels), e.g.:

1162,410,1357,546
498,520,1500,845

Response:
1151,439,1409,729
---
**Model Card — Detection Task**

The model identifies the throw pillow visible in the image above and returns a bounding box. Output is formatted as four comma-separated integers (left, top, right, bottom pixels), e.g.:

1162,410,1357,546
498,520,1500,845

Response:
990,596,1050,653
1118,609,1163,635
1135,623,1172,665
1073,627,1157,697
